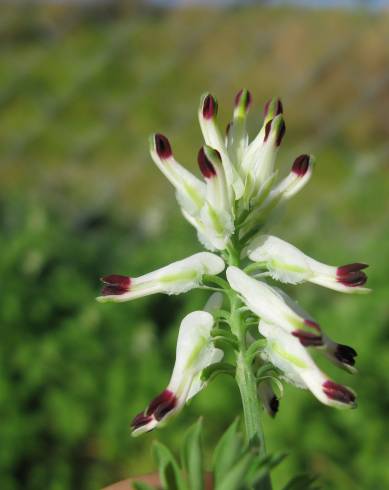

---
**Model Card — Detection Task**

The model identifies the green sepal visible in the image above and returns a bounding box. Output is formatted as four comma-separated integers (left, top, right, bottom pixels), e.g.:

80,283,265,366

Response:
180,418,204,490
153,441,188,490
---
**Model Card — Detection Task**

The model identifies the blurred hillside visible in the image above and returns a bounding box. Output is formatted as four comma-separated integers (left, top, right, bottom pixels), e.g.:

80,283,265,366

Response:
0,3,388,490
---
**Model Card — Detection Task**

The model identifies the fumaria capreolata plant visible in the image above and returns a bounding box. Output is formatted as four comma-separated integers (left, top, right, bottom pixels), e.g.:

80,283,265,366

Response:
97,90,369,490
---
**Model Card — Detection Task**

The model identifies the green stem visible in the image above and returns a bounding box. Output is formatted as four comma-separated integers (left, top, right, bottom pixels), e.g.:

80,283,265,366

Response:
228,246,272,490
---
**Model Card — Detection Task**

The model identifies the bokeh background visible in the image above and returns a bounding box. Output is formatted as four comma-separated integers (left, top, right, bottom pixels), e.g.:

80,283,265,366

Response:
1,1,388,489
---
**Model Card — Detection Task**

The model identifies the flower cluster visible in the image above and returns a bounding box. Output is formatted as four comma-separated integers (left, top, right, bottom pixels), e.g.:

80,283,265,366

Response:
98,90,369,435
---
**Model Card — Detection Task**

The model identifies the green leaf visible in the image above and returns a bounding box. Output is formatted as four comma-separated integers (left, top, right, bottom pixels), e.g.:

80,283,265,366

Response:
181,418,204,490
212,419,245,487
282,474,319,490
133,482,158,490
153,441,187,490
248,452,287,488
214,451,255,490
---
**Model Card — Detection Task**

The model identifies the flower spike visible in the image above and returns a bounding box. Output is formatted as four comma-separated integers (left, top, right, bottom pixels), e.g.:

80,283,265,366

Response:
98,252,225,303
131,311,223,436
246,235,370,294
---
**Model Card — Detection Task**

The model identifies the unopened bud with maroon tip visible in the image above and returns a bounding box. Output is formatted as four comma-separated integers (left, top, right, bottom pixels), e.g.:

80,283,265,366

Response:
197,147,217,179
264,154,315,206
292,154,310,176
234,88,252,118
264,97,283,124
154,133,172,159
150,132,206,217
322,380,356,407
201,93,218,120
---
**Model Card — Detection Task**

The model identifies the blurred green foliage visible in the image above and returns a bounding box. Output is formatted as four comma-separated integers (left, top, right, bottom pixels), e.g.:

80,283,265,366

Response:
0,3,388,490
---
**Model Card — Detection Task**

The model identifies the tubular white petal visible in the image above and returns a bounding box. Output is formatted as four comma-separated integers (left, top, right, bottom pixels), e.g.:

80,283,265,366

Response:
226,266,315,333
198,93,244,200
269,154,314,202
150,134,206,215
246,234,370,294
131,311,223,435
259,321,356,409
227,89,252,169
198,146,231,215
98,253,225,303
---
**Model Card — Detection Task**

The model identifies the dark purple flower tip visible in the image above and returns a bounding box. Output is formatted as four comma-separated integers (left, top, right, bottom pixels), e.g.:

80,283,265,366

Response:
337,263,369,285
264,97,283,118
304,319,321,332
269,395,279,417
147,389,177,421
198,147,217,179
337,263,368,274
226,121,233,136
264,119,273,142
335,344,357,366
100,274,131,295
292,330,323,347
131,412,153,430
292,154,310,176
275,119,286,147
322,380,356,405
202,94,218,119
155,133,172,159
337,270,367,287
234,88,252,112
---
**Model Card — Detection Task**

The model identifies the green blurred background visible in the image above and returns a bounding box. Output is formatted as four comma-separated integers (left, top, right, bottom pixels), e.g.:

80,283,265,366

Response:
0,1,388,489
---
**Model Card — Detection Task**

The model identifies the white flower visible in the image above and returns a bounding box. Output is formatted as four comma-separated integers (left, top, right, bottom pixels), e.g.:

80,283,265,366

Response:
97,252,225,303
246,234,369,293
226,266,320,334
131,311,223,435
259,321,356,409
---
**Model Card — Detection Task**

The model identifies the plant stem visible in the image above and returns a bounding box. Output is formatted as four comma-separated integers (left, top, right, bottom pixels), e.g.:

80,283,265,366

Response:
228,245,272,490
